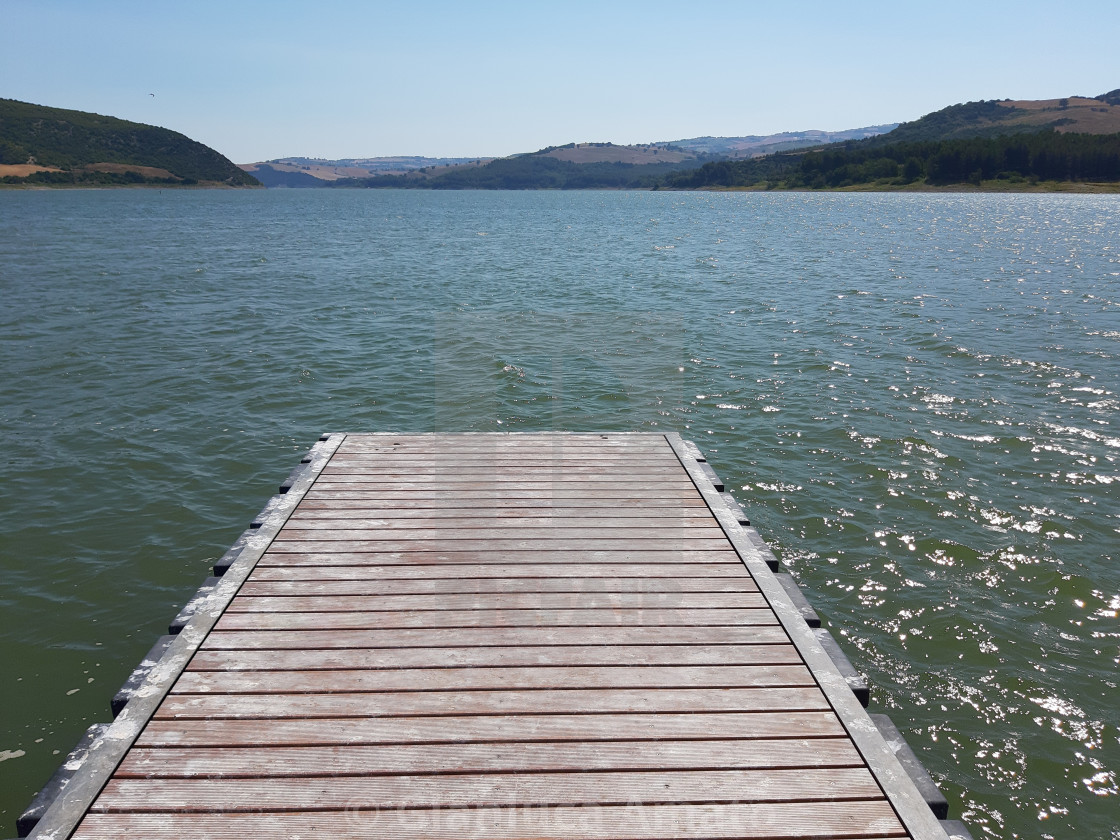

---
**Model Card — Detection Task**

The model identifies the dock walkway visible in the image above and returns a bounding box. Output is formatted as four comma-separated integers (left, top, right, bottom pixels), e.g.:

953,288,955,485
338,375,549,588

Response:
30,432,956,839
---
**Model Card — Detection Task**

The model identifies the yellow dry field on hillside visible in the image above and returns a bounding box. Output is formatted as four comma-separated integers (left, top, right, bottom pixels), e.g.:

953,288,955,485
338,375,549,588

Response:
0,164,61,177
1000,98,1120,134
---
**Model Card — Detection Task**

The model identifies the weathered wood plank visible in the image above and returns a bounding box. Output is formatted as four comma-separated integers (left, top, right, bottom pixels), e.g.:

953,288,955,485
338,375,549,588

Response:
312,475,698,485
294,499,713,511
73,801,907,839
154,686,830,719
299,493,712,506
336,441,672,448
326,450,679,458
236,576,760,596
214,607,779,631
329,449,679,455
305,484,700,495
335,438,672,450
330,450,674,456
200,625,793,650
331,440,676,449
326,451,680,457
187,644,801,671
290,508,716,521
319,466,689,476
324,453,680,461
246,562,749,579
255,549,744,564
266,538,736,553
91,767,881,812
273,527,726,541
322,461,685,471
302,489,708,501
115,737,862,778
136,710,844,747
225,592,768,612
173,664,816,695
282,516,723,530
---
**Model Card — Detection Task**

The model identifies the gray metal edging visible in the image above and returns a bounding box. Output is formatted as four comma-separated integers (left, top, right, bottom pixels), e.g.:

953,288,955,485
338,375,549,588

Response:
26,433,345,840
664,432,951,840
870,713,950,820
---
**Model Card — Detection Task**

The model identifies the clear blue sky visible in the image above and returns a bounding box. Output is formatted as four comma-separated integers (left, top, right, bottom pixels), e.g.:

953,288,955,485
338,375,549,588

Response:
4,0,1117,163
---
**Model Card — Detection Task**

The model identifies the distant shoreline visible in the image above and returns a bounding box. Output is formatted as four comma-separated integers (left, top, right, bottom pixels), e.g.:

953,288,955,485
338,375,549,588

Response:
3,181,1118,194
681,181,1120,194
0,182,263,191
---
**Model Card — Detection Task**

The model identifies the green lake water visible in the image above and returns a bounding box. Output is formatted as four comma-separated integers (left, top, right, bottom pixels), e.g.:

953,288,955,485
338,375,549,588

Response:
0,189,1117,838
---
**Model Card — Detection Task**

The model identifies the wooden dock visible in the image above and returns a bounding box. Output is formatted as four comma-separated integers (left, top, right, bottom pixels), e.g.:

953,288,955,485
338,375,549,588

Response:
27,432,961,839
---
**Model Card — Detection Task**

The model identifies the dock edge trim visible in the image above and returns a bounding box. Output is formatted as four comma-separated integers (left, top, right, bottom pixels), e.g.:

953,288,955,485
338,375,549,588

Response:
666,432,951,840
26,433,346,840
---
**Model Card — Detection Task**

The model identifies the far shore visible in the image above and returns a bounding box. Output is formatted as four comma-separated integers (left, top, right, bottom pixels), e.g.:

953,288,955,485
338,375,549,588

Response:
693,180,1120,194
3,181,1118,194
0,182,262,190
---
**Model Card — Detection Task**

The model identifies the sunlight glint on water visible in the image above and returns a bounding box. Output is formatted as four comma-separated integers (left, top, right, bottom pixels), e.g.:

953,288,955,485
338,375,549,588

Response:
0,189,1117,838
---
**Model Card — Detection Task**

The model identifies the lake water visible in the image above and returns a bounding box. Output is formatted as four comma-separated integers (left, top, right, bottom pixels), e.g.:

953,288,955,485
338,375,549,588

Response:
1,188,1117,838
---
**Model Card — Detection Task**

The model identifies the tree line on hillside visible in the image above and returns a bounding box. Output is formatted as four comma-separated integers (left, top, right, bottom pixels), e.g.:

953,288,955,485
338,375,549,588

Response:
328,155,700,190
2,168,190,186
0,98,258,186
868,100,1028,144
664,131,1120,189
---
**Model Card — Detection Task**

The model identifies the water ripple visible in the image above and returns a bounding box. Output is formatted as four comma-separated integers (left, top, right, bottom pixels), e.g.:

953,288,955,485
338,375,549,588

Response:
1,189,1118,837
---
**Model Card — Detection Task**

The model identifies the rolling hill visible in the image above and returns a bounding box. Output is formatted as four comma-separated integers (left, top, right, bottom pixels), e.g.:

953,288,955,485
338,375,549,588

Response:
663,90,1120,191
323,145,703,190
0,98,259,187
240,155,490,187
663,125,896,157
871,91,1120,145
240,128,896,188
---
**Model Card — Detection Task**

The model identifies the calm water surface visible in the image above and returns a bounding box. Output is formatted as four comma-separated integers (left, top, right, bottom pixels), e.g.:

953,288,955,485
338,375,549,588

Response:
1,189,1117,838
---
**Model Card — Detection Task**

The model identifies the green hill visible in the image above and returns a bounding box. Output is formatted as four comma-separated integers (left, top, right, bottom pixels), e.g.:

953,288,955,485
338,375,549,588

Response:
0,98,259,187
327,145,703,190
871,91,1120,145
662,90,1120,191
